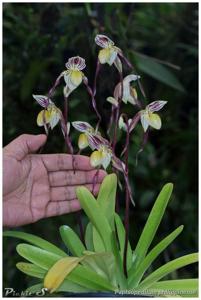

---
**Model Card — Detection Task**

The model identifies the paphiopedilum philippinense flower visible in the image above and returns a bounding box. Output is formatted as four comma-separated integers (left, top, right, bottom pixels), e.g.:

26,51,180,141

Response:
140,101,167,132
114,74,140,105
33,95,62,130
106,74,140,109
63,56,86,97
95,34,122,71
72,121,97,150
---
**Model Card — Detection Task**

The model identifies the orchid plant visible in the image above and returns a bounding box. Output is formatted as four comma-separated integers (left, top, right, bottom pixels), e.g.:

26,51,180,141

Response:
4,34,198,297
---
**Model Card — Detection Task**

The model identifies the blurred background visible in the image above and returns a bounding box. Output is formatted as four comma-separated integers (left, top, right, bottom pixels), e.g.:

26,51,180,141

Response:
3,2,198,293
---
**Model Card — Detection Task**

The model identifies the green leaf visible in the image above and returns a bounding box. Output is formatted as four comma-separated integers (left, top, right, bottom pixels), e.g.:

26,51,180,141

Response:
70,265,116,292
17,243,115,291
57,280,91,293
93,227,106,252
59,225,86,257
97,173,117,226
138,253,198,289
134,54,185,92
4,230,66,257
82,251,116,286
114,213,133,271
85,222,94,251
111,231,128,289
16,262,46,279
128,225,184,287
146,279,198,297
16,243,61,270
133,183,173,270
25,283,45,295
76,186,113,251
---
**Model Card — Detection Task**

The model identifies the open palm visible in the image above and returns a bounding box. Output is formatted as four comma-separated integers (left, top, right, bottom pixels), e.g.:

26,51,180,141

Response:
3,134,105,227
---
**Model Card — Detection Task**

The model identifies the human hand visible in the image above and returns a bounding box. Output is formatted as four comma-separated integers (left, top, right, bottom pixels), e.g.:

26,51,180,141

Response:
3,134,106,227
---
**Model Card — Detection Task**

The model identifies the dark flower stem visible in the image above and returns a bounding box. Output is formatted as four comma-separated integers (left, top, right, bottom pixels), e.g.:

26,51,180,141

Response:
112,71,124,152
83,79,102,130
123,116,130,278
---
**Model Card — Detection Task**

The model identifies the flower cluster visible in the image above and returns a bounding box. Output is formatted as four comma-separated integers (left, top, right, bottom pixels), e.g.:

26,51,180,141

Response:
33,33,167,206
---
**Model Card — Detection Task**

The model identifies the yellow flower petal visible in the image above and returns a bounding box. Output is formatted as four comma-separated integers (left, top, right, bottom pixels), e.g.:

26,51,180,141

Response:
44,257,81,293
36,110,51,127
98,48,117,65
90,150,103,167
98,48,110,64
148,113,162,130
78,133,89,150
70,70,83,87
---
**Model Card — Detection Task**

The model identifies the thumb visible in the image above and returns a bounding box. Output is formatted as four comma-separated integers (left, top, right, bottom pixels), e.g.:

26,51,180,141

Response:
4,134,47,160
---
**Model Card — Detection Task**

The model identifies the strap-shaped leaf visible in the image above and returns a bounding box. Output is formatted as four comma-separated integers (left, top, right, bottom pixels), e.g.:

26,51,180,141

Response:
93,227,106,252
76,186,113,251
85,222,94,251
25,283,44,295
138,253,198,289
82,251,116,286
128,225,184,287
44,257,81,293
97,173,117,226
111,231,127,289
114,213,133,271
16,262,46,279
16,243,61,269
146,279,198,297
4,231,66,257
133,183,173,270
17,243,115,291
59,225,86,257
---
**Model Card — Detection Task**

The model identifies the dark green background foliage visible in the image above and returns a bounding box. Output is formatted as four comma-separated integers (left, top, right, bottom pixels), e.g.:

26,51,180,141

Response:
3,2,198,291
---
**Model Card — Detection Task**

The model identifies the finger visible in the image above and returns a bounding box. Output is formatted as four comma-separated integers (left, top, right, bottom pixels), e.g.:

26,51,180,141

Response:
49,169,106,187
4,134,47,161
46,200,81,218
41,154,95,171
50,183,101,201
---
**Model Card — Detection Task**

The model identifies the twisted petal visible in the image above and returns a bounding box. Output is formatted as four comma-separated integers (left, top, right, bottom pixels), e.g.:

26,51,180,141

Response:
78,133,89,150
114,56,123,73
147,100,167,112
37,110,51,127
72,121,93,133
33,95,50,108
112,156,126,172
90,150,103,167
95,34,114,48
65,56,86,71
88,134,110,150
